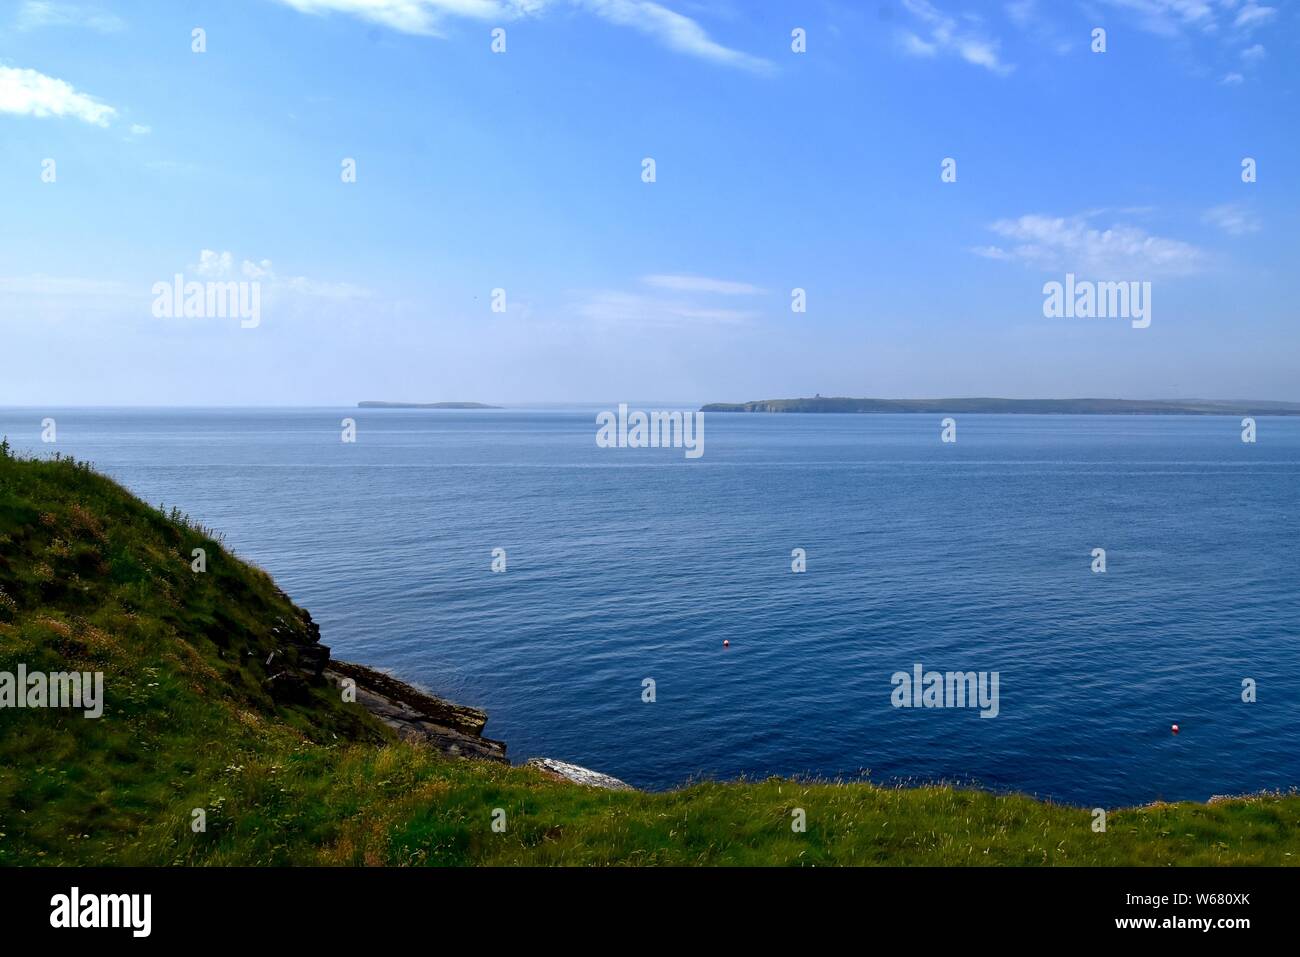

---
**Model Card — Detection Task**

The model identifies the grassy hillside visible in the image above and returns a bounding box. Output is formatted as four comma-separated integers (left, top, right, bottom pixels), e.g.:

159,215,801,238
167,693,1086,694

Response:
1,444,1297,866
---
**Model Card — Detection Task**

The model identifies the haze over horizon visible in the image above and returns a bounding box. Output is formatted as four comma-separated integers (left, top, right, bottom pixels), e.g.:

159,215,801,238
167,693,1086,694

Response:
8,393,1300,410
4,0,1298,405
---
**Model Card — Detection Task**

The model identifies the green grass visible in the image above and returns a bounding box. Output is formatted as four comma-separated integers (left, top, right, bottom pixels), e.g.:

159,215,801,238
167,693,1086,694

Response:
1,443,1296,866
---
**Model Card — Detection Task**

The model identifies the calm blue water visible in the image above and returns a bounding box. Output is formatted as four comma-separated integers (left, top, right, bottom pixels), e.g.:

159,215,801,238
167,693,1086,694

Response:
3,408,1297,807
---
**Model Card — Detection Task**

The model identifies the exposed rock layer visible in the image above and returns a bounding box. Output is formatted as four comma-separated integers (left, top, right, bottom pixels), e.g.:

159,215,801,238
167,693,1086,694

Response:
325,660,507,762
526,757,634,791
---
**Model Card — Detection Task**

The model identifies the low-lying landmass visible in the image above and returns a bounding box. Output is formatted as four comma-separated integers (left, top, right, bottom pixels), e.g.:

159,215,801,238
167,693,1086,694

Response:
701,397,1300,415
1,442,1296,866
358,401,501,409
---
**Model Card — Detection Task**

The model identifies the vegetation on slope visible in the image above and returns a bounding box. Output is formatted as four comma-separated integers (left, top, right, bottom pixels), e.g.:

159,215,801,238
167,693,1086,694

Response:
1,443,1296,866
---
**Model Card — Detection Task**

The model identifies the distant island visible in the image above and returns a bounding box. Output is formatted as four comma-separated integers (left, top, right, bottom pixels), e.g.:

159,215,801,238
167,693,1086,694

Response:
358,401,502,409
700,397,1300,415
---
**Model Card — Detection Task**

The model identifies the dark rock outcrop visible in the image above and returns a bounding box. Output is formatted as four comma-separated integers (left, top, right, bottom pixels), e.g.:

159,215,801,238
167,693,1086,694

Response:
262,602,331,700
325,660,507,763
255,597,507,761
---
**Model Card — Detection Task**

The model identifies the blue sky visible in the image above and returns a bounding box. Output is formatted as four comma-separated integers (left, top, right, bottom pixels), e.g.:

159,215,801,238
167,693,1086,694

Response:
1,0,1296,404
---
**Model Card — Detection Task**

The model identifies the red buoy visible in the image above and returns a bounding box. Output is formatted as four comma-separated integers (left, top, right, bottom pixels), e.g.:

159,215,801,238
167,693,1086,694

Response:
723,640,730,648
1171,724,1180,734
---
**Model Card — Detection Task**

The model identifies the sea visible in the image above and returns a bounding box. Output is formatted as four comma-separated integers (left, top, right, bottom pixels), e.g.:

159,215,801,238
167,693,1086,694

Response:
3,407,1297,807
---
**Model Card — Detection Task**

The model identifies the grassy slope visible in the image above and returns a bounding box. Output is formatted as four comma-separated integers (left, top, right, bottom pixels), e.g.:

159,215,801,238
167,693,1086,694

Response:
1,447,1296,866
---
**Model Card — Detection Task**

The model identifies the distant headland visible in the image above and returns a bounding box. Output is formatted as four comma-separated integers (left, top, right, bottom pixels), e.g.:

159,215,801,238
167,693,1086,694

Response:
700,397,1300,415
358,401,502,409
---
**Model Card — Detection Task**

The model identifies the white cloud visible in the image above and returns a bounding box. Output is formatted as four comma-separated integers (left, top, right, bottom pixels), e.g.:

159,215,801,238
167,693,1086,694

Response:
272,0,536,36
575,0,771,72
898,0,1014,75
1004,0,1074,55
0,65,117,126
958,39,1010,73
1203,203,1260,236
193,250,235,278
1096,0,1215,38
576,290,756,324
575,276,764,325
1005,0,1036,27
901,32,938,56
269,0,769,70
129,122,151,135
15,1,125,33
242,258,275,279
190,250,371,298
1233,2,1277,30
1240,42,1266,61
970,245,1013,261
974,213,1206,276
1098,0,1278,38
1220,71,1244,84
641,274,763,295
570,273,769,325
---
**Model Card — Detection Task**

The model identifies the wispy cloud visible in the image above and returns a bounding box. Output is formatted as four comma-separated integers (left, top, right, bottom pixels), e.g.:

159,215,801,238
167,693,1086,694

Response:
1096,0,1216,38
1005,0,1036,26
574,0,772,73
1017,2,1282,84
1097,0,1278,38
192,249,371,299
898,0,1014,75
14,1,125,33
0,273,142,323
1233,2,1277,30
575,291,756,324
0,274,133,297
1203,203,1260,236
272,0,539,37
269,0,770,71
575,274,764,325
973,213,1206,276
1004,0,1073,54
901,32,938,56
641,274,763,295
0,65,117,126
